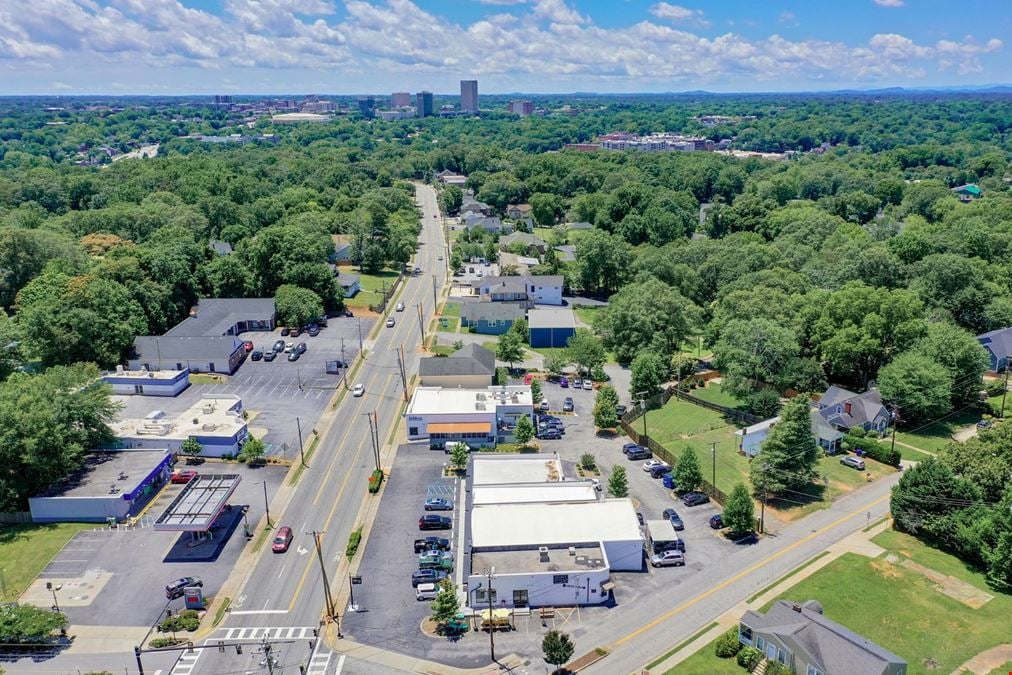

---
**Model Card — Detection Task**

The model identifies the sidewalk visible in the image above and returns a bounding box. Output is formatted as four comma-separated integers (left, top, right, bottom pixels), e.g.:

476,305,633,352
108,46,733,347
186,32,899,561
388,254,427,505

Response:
644,519,892,673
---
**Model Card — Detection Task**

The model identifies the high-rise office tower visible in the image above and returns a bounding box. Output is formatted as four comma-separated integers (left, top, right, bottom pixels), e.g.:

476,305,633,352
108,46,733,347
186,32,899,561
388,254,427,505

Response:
416,91,434,118
358,96,375,118
460,80,478,113
391,92,411,108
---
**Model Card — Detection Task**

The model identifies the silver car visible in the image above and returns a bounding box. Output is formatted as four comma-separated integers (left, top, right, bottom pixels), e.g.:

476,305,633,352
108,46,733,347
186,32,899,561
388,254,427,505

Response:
582,380,593,390
650,550,686,567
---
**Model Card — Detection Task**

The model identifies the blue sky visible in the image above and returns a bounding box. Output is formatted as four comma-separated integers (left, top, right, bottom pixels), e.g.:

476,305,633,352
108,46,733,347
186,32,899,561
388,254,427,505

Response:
0,0,1007,95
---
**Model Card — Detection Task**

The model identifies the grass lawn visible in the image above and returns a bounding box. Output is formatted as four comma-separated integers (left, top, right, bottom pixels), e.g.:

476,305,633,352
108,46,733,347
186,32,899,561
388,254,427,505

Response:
989,662,1012,675
893,408,983,454
345,268,401,308
647,396,733,444
986,392,1009,416
573,306,601,328
436,317,460,333
754,529,1012,674
690,382,746,412
0,523,95,601
440,301,461,318
664,641,742,675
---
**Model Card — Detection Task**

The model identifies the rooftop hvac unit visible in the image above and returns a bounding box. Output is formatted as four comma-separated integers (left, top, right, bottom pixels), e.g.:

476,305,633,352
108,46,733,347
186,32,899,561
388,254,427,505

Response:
202,403,215,414
568,546,576,556
538,546,549,562
115,365,124,374
476,393,486,401
475,402,486,411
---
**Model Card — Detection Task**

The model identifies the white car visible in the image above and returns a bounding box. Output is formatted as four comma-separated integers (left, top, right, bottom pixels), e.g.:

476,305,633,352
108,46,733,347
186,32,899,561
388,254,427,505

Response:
283,342,295,353
642,459,669,473
386,318,395,327
352,383,365,397
582,380,593,390
590,478,602,492
395,302,405,312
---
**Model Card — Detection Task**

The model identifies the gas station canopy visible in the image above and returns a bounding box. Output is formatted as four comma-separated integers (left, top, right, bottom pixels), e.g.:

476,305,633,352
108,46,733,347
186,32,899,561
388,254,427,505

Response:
154,474,241,532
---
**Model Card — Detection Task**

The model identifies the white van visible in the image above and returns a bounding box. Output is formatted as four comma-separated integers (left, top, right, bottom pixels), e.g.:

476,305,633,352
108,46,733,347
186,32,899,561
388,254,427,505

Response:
415,583,438,601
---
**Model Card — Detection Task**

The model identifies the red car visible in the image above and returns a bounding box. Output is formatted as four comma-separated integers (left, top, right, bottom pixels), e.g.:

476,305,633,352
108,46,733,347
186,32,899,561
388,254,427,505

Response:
243,341,254,352
171,469,198,484
272,526,293,553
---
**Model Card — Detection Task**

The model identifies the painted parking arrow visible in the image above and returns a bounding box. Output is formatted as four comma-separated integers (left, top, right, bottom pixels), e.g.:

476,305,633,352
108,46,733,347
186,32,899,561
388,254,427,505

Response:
297,546,309,556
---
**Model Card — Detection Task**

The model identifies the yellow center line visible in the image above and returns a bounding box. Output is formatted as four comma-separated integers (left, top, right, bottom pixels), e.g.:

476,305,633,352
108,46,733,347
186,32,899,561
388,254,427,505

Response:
289,372,397,611
615,492,891,647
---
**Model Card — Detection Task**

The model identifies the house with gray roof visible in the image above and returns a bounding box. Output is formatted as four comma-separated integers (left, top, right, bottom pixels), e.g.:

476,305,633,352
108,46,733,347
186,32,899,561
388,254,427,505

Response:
419,344,496,388
565,221,593,230
473,274,564,306
737,412,844,457
739,599,906,675
816,386,891,434
977,326,1011,372
500,231,547,255
498,252,539,276
463,215,510,234
461,302,526,335
208,239,233,256
336,273,360,298
128,298,275,374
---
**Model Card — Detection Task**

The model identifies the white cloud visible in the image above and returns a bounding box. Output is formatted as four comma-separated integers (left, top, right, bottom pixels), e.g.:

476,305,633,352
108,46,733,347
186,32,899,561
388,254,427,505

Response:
873,0,904,6
650,3,709,28
778,11,798,27
0,0,1003,90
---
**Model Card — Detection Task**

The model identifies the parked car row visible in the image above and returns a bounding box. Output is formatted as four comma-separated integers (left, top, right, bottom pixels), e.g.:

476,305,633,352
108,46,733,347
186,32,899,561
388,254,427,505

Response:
415,497,454,588
251,339,308,363
559,377,594,391
537,414,565,440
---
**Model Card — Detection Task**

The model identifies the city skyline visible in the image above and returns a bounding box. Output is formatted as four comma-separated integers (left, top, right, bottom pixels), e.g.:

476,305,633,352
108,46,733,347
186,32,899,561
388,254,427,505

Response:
0,0,1007,95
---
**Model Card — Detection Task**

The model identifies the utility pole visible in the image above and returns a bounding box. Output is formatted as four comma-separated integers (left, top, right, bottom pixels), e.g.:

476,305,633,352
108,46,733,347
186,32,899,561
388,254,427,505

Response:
759,462,769,534
259,638,277,675
432,274,438,308
134,645,145,675
416,303,425,344
396,346,409,401
308,531,337,630
262,481,272,528
890,405,899,455
296,416,307,468
484,567,496,662
372,411,381,471
363,412,380,472
341,338,348,390
635,391,650,444
357,318,364,354
1001,359,1009,419
710,442,717,490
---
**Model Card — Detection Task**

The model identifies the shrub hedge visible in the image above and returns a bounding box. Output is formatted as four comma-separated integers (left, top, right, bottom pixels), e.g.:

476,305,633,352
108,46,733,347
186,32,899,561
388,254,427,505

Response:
736,646,762,670
842,432,901,467
368,469,384,494
714,627,742,658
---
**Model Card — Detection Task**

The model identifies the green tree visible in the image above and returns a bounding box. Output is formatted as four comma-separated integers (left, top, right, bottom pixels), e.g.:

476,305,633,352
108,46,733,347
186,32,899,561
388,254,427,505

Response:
542,630,575,673
509,317,529,343
598,278,698,365
576,229,632,294
674,447,703,492
496,330,524,370
530,379,543,405
273,284,324,329
429,579,460,627
630,350,668,401
566,331,606,377
750,396,819,498
713,318,799,402
179,438,203,462
608,466,629,498
438,185,463,215
878,351,953,425
593,385,620,429
514,414,535,446
544,354,570,375
529,192,564,227
240,436,266,465
891,457,981,536
0,604,66,644
722,483,756,536
913,322,990,406
580,453,597,471
450,442,469,469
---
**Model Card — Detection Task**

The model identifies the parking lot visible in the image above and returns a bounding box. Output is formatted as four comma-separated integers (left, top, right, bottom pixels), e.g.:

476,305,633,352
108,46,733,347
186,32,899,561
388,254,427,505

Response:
116,317,373,460
24,463,287,628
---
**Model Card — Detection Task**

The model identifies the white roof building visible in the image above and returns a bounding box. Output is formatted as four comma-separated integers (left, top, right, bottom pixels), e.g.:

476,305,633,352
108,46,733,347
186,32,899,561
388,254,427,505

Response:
108,396,249,458
405,386,534,447
471,453,563,486
471,482,598,506
471,500,641,550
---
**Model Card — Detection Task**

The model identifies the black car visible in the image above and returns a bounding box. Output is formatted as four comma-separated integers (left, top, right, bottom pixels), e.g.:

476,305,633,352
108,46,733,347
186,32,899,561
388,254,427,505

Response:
307,324,320,337
251,349,263,361
626,447,652,460
682,491,711,507
709,514,724,530
165,576,202,599
419,515,452,530
263,350,277,362
649,464,672,478
414,536,451,553
616,405,627,417
287,350,300,362
662,508,685,530
272,339,286,353
296,342,307,354
411,569,448,587
636,512,645,527
538,427,563,440
280,327,291,337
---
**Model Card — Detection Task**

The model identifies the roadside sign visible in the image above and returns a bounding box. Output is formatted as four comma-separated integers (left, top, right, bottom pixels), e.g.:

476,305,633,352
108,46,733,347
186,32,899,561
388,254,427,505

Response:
350,575,363,585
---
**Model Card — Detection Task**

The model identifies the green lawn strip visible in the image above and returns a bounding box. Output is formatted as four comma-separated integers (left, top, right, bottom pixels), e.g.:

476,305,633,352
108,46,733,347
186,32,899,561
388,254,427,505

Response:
346,268,401,308
212,597,232,627
287,434,322,485
986,393,1009,416
647,396,731,444
0,522,95,601
893,408,983,454
863,515,889,533
987,661,1012,675
745,550,832,603
481,340,499,353
646,621,719,670
895,443,935,462
662,634,743,675
437,317,460,332
440,301,461,318
690,382,747,412
573,306,600,328
760,533,1012,674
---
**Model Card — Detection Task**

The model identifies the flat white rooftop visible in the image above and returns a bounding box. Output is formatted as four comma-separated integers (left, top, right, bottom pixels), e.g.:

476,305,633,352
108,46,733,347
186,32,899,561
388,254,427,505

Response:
112,396,244,440
471,453,563,486
471,481,598,505
104,369,187,381
471,499,641,548
407,386,533,416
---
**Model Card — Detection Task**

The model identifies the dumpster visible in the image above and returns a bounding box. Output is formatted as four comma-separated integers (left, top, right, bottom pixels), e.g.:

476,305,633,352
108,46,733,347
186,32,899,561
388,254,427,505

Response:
662,473,676,490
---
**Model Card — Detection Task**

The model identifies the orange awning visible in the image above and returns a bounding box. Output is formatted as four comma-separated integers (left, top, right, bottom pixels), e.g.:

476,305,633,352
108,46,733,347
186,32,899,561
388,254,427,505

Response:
428,422,491,434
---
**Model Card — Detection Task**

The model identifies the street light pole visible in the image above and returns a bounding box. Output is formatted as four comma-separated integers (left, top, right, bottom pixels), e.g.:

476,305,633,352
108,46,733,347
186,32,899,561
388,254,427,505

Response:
46,582,61,613
484,567,496,662
296,416,307,468
262,481,272,528
308,530,338,632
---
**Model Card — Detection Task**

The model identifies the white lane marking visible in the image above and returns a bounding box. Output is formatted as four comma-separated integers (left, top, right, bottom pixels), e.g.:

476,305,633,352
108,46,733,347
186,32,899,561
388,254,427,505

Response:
262,597,271,610
277,564,286,579
333,654,346,675
229,609,290,615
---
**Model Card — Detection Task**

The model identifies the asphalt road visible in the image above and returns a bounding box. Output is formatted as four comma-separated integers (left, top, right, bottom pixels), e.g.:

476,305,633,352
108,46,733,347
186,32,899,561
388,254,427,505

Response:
188,183,447,675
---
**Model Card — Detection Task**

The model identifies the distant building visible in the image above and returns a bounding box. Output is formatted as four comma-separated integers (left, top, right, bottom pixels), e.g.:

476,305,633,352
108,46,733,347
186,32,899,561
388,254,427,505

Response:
952,183,982,201
405,385,535,446
473,275,564,306
460,79,479,113
336,273,360,298
378,109,413,121
208,239,233,256
302,100,336,113
391,92,412,108
500,231,547,255
977,326,1011,372
736,412,843,456
528,308,576,348
509,100,534,116
435,169,468,187
330,234,353,263
816,386,891,434
358,97,375,118
563,143,601,152
416,91,434,118
109,395,248,458
506,203,533,221
103,368,190,397
419,344,496,388
460,302,527,335
271,113,329,124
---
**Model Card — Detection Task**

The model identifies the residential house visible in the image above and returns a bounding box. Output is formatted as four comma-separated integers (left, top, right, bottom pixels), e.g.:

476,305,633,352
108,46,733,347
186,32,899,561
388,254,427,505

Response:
736,412,843,456
500,232,547,255
330,234,353,263
436,169,468,187
461,302,526,335
208,239,233,256
739,600,907,675
128,298,275,374
418,344,496,388
528,308,576,348
951,183,982,201
464,215,510,234
498,252,539,276
816,386,891,434
460,191,493,216
976,326,1011,372
506,203,533,226
337,273,360,298
474,274,564,306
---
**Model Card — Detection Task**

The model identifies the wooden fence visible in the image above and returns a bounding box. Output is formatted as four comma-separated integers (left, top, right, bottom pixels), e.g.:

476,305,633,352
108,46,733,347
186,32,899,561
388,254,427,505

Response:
0,511,32,525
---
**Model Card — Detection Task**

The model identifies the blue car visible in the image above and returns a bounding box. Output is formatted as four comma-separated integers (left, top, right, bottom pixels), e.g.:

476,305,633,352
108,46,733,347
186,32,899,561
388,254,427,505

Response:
662,508,685,531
